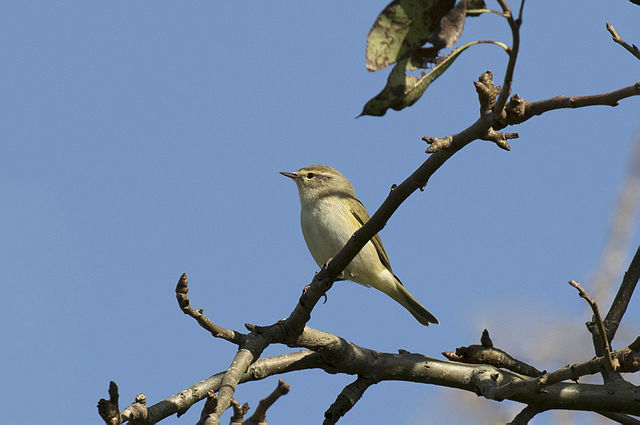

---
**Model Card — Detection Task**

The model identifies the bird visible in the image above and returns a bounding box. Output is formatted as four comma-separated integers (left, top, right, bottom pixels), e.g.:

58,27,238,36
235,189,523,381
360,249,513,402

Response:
280,164,438,326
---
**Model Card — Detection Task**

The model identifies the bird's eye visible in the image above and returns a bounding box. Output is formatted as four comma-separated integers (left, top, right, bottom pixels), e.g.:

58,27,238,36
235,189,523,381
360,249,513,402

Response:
306,173,315,179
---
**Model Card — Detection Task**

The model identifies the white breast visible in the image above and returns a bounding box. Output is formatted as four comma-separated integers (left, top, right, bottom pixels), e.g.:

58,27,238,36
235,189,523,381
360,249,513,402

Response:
299,196,384,286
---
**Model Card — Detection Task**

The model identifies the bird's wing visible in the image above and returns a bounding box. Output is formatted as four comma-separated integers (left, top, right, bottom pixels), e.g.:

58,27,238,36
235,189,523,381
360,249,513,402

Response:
349,197,393,273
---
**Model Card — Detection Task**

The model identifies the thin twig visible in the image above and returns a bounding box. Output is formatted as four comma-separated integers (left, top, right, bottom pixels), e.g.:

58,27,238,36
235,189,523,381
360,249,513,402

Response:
598,411,640,425
511,82,640,122
606,23,640,60
495,0,510,15
604,247,640,343
323,377,375,425
229,400,249,425
493,0,523,114
568,280,617,371
442,329,543,377
589,133,640,383
175,273,247,345
98,384,148,425
507,405,544,425
244,379,290,425
516,0,525,23
197,391,218,425
97,381,121,425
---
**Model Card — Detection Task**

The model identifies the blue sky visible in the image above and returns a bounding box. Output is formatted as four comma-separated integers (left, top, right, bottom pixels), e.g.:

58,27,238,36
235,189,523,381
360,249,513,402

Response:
2,1,639,424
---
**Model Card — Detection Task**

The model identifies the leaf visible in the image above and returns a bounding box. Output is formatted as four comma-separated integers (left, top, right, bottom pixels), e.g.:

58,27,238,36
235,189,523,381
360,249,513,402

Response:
431,0,467,49
361,40,502,117
366,0,456,71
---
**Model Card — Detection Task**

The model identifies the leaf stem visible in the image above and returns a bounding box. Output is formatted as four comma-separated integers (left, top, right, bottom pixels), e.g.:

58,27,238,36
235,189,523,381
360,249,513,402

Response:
466,8,509,18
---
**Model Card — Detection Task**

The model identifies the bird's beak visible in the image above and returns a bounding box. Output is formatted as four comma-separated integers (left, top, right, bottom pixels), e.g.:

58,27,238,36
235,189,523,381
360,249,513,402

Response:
279,171,298,180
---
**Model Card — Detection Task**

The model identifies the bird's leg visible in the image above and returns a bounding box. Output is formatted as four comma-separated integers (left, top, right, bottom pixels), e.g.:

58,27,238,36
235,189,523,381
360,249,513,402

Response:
307,272,330,304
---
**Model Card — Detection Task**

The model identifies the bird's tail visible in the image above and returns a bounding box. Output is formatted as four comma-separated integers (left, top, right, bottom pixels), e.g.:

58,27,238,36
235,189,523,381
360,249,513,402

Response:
384,275,439,326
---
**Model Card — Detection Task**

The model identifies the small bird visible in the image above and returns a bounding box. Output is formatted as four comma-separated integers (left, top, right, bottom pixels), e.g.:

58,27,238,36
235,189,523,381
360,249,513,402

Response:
280,164,438,326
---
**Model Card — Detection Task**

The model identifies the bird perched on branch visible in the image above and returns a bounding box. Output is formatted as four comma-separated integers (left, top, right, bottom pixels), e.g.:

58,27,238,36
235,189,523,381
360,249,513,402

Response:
281,164,438,326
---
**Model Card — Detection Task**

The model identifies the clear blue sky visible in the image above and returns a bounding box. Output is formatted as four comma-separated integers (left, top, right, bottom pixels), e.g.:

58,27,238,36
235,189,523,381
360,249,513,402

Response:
2,2,639,424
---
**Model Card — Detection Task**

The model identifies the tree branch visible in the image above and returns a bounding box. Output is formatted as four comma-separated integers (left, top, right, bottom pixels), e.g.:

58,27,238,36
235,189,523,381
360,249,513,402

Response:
196,391,218,425
98,383,149,425
244,379,290,425
604,247,640,343
106,327,640,425
493,0,524,114
606,23,640,60
229,400,249,425
569,280,618,371
102,324,640,424
323,377,375,425
176,273,247,345
505,82,640,124
139,350,324,423
288,328,640,414
443,329,543,377
598,411,640,425
506,405,544,425
477,337,640,402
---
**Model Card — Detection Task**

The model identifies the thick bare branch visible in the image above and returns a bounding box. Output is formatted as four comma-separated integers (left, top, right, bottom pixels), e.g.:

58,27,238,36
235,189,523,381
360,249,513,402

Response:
289,327,640,414
108,323,640,424
108,327,640,425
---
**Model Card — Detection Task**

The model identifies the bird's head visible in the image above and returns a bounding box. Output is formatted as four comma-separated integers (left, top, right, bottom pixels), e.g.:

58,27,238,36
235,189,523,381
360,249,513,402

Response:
280,164,355,205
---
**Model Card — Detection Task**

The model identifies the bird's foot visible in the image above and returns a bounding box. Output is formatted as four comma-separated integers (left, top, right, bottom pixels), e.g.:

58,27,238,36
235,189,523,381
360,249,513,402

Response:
321,257,346,281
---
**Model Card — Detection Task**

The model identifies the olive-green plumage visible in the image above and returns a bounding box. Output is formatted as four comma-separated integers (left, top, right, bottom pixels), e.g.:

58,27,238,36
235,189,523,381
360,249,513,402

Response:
281,164,438,326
